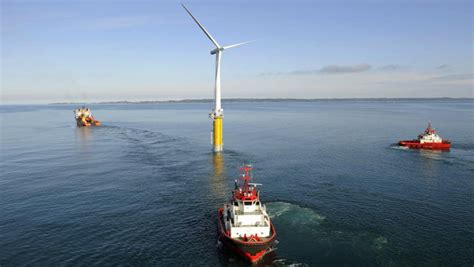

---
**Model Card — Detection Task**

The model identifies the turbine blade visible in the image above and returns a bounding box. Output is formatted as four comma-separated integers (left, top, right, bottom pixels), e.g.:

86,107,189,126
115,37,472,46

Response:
181,3,221,48
222,40,255,50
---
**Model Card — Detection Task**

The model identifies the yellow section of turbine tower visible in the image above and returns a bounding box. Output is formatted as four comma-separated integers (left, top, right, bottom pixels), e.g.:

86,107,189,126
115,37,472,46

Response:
212,116,223,152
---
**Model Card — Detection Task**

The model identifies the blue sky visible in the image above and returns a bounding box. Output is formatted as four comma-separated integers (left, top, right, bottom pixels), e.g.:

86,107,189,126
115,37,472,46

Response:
1,0,472,103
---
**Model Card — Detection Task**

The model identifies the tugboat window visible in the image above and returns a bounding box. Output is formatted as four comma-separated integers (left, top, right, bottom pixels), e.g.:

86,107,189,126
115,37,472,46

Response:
244,202,252,206
234,201,238,206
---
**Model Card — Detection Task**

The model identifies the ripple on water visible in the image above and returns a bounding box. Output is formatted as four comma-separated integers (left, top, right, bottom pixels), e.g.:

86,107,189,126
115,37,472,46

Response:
265,202,390,266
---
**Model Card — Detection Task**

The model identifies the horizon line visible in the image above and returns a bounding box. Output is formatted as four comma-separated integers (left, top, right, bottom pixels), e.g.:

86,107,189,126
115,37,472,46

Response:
1,97,472,106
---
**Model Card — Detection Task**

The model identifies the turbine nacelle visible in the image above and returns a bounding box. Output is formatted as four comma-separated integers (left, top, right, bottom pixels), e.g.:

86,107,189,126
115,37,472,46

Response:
210,40,255,55
210,48,224,55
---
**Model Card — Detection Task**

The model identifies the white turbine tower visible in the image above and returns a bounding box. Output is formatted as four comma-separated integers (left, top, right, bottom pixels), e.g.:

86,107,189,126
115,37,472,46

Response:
182,3,252,152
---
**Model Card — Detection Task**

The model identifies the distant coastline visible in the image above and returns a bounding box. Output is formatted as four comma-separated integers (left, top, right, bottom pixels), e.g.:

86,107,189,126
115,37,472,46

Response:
48,97,474,105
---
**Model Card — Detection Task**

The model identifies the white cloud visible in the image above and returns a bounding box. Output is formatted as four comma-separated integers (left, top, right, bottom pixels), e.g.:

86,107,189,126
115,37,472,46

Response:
260,64,372,76
319,64,371,74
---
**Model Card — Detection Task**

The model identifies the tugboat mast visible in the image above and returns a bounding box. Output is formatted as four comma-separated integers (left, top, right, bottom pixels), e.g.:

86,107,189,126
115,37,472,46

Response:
234,164,259,201
240,165,252,192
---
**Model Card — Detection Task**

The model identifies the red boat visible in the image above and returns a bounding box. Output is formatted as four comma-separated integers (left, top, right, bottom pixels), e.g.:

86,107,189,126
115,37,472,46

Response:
217,165,277,263
398,123,451,150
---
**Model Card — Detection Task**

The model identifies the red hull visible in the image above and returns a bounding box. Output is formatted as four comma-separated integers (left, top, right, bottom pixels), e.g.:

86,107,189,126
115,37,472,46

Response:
398,140,451,150
217,208,276,263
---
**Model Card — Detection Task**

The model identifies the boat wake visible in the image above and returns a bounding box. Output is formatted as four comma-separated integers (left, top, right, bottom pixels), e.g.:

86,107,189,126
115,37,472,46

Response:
270,258,309,267
266,202,326,228
265,202,390,265
451,142,474,151
389,144,409,150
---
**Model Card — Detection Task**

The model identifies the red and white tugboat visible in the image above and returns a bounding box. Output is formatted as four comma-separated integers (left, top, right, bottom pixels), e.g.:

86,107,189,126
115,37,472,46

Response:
398,123,451,150
218,165,277,263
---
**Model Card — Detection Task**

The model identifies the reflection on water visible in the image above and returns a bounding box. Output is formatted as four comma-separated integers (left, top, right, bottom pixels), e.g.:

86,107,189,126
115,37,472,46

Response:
213,153,225,178
419,149,444,160
75,127,92,149
418,149,446,181
209,153,228,199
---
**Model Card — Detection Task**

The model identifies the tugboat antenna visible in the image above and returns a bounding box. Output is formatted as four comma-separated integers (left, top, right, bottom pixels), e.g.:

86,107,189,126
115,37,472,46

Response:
239,164,253,192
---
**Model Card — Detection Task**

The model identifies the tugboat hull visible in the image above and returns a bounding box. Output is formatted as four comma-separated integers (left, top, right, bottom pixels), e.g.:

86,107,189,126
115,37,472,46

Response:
217,208,276,263
398,140,451,150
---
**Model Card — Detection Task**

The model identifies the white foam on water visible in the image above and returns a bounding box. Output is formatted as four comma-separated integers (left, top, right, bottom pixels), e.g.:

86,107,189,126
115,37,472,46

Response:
373,236,388,250
389,145,409,150
267,202,292,218
271,258,309,267
266,202,390,259
266,202,326,227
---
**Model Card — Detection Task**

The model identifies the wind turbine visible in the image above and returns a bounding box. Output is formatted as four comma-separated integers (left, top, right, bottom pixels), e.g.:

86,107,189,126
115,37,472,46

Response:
181,3,252,152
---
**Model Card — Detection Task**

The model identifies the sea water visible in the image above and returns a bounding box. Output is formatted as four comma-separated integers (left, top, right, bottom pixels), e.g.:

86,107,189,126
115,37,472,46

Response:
1,99,473,266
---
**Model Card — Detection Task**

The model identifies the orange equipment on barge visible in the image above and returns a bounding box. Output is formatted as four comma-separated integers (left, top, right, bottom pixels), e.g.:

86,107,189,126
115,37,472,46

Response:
74,107,101,127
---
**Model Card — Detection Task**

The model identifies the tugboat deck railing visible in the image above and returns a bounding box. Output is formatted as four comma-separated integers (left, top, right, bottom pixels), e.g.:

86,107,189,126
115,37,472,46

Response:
233,221,269,227
234,210,264,215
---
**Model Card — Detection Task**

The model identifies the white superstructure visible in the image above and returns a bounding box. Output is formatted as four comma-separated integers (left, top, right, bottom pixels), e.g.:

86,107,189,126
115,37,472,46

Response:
418,123,443,143
223,186,271,239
